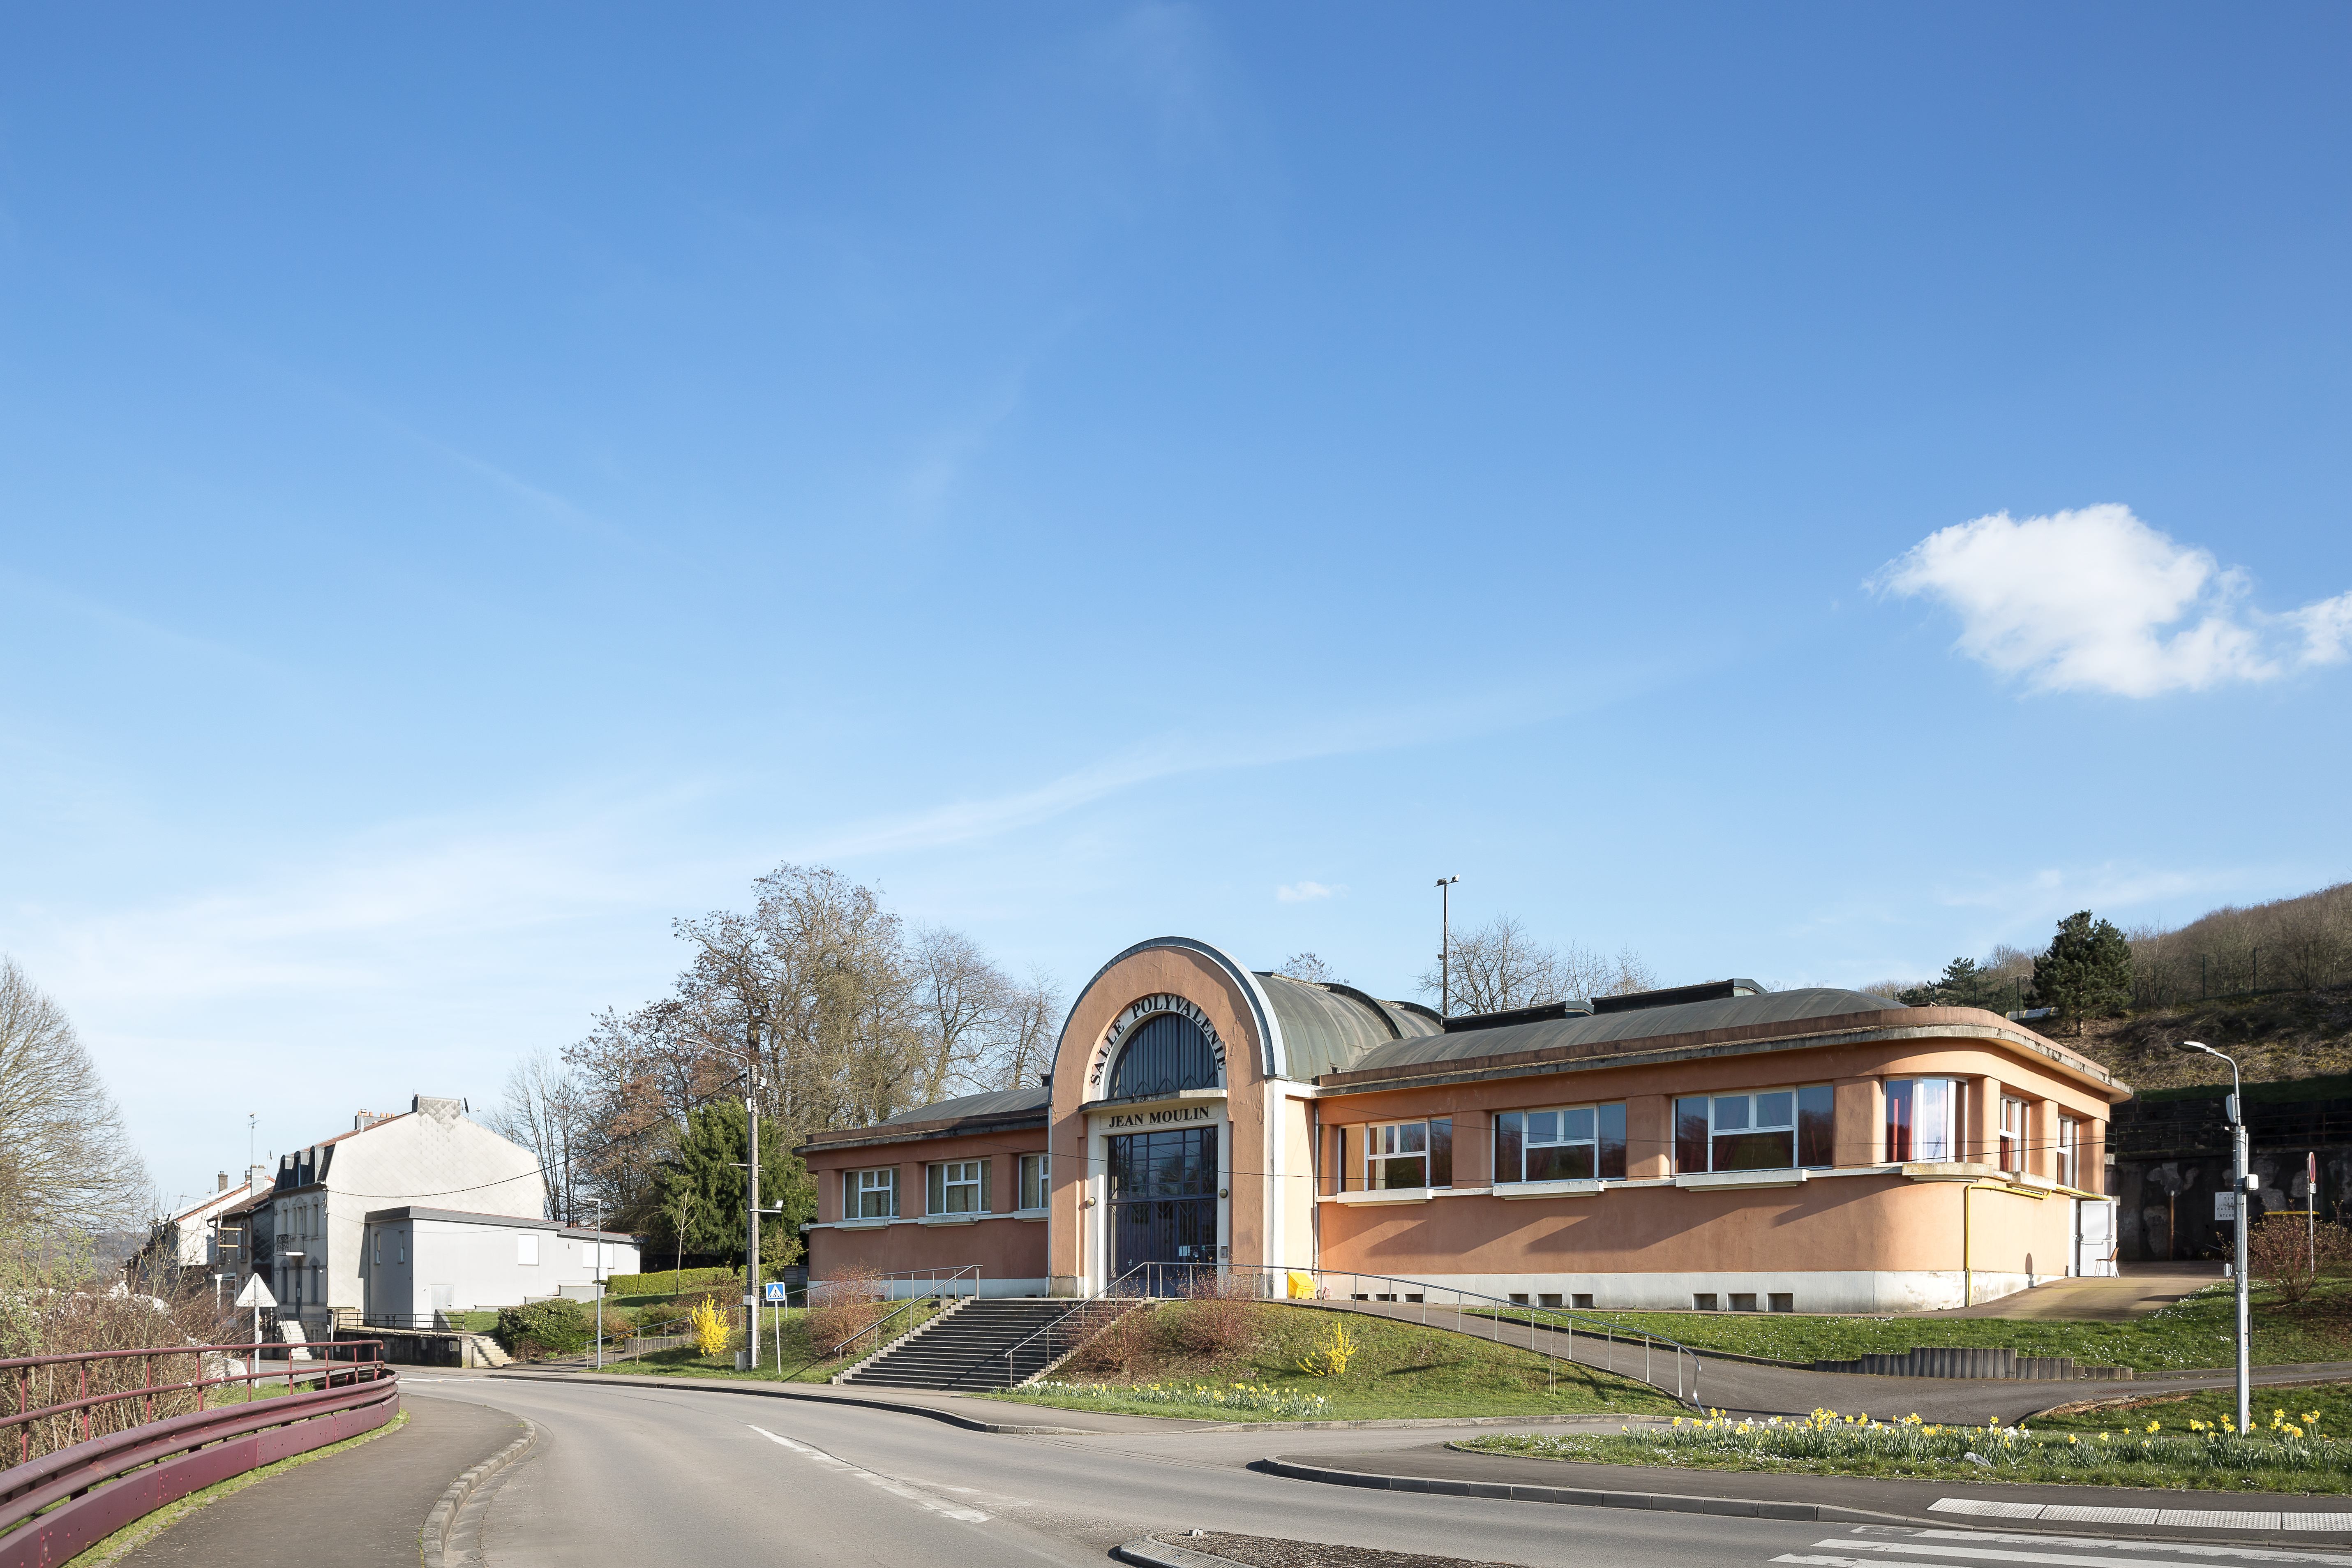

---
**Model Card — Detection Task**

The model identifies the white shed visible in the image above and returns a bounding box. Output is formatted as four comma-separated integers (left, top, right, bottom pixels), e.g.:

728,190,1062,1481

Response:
360,1205,641,1323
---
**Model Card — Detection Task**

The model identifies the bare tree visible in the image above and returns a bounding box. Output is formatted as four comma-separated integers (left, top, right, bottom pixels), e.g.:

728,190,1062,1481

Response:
909,925,1010,1105
0,957,153,1238
1279,953,1341,984
1418,918,1657,1013
990,968,1063,1090
485,1048,587,1223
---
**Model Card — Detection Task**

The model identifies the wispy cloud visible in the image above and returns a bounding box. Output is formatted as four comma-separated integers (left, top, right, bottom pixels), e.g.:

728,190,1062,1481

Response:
1871,504,2352,697
1276,881,1342,903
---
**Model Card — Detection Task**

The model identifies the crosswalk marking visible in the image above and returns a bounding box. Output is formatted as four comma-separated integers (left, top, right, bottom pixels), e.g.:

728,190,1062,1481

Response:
1773,1531,2352,1568
746,1424,992,1522
1796,1536,2345,1568
1886,1531,2352,1562
1932,1501,2352,1536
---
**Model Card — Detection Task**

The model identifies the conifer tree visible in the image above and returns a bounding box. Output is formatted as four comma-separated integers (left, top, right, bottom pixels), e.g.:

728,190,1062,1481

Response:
2029,911,2134,1035
658,1098,812,1270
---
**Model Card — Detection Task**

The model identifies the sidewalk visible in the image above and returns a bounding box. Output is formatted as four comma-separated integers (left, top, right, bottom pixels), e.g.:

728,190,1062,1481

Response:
114,1391,523,1568
1269,1443,2352,1545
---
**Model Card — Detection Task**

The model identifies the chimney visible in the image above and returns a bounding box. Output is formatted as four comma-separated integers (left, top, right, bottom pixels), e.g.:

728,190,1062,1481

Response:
216,1172,230,1192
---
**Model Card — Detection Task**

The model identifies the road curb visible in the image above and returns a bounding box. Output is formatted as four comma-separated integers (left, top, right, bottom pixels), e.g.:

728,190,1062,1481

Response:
482,1370,1102,1435
1258,1455,1924,1525
419,1413,539,1568
1115,1535,1257,1568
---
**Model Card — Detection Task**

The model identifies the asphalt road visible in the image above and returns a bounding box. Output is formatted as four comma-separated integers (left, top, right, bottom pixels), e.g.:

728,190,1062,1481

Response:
403,1374,2342,1568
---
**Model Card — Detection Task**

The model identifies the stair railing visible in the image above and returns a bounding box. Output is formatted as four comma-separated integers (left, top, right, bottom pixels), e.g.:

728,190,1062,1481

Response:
993,1261,1160,1390
1214,1262,1706,1408
826,1265,983,1363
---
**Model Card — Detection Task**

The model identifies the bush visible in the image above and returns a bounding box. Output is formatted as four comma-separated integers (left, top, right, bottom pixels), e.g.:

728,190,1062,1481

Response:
607,1267,738,1298
495,1298,593,1360
1170,1277,1266,1359
2239,1214,2352,1303
807,1266,889,1360
687,1297,733,1357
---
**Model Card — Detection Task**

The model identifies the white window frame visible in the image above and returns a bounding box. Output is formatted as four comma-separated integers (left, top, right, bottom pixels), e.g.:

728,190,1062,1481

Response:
1999,1096,2026,1174
517,1233,539,1266
1884,1076,1964,1164
846,1167,899,1220
929,1159,985,1216
2056,1115,2080,1190
1678,1088,1804,1173
1018,1152,1048,1212
1500,1103,1625,1183
1366,1122,1429,1190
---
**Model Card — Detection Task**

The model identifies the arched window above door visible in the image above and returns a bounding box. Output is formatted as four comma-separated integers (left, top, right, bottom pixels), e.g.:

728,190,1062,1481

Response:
1108,1012,1221,1099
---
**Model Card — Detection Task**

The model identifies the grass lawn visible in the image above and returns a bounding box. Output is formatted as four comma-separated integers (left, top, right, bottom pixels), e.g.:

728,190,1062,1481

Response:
1489,1277,2352,1372
2029,1380,2352,1435
595,1297,947,1384
977,1302,1686,1423
1459,1410,2352,1494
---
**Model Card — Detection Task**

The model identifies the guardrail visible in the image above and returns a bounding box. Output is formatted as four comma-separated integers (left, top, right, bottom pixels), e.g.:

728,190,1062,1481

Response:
0,1342,396,1568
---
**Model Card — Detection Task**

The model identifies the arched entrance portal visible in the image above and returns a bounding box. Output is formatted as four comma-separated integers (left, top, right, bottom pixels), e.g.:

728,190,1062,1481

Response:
1104,1012,1223,1275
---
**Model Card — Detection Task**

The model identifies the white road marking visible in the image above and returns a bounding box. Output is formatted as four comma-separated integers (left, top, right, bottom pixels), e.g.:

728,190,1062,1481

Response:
1931,1501,2352,1535
1782,1535,2352,1568
746,1425,992,1522
1854,1533,2352,1563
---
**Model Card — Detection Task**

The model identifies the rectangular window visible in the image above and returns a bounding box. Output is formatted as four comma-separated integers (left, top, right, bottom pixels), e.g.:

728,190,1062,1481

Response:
1673,1087,1835,1172
2056,1116,2080,1190
1886,1078,1964,1163
1363,1118,1452,1190
372,1230,381,1266
517,1233,538,1266
928,1159,988,1215
1999,1096,2026,1174
846,1168,900,1219
1018,1153,1048,1211
1494,1104,1628,1182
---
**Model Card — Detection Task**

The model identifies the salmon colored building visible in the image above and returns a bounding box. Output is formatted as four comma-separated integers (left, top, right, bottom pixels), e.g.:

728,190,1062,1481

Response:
800,935,2128,1312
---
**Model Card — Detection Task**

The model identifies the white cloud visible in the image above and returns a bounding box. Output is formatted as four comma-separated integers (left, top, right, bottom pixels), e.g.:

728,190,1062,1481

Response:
1276,881,1341,903
1872,503,2352,697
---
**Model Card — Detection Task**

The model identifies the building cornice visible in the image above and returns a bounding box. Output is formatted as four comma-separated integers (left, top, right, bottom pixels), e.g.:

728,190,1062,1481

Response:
1313,1009,2126,1101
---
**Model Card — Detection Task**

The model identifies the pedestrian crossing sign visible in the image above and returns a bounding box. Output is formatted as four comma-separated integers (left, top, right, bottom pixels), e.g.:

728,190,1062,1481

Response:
763,1282,790,1302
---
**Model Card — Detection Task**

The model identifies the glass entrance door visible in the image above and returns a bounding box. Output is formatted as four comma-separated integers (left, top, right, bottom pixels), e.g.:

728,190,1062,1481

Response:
1108,1126,1219,1279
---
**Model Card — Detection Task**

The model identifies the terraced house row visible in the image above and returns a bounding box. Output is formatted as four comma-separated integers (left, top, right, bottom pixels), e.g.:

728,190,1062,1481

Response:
800,935,2126,1312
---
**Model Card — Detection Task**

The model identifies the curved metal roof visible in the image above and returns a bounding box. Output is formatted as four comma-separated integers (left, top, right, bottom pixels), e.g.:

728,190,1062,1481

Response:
1255,974,1443,1081
877,1085,1050,1126
1342,986,1911,1076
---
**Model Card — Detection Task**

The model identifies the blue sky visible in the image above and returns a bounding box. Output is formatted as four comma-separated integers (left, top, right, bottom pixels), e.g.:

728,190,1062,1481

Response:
5,5,2349,1199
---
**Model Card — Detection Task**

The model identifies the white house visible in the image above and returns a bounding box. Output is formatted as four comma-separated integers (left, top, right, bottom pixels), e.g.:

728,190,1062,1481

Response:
133,1169,270,1284
360,1207,640,1322
264,1095,547,1329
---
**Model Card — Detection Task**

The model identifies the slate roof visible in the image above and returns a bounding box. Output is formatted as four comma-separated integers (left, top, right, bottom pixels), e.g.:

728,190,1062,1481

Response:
1338,986,1913,1077
875,1086,1050,1126
1257,973,1442,1081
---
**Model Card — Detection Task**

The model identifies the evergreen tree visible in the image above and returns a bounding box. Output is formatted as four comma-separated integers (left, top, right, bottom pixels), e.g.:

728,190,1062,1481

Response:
657,1097,813,1271
2029,911,2135,1035
1900,956,1984,1008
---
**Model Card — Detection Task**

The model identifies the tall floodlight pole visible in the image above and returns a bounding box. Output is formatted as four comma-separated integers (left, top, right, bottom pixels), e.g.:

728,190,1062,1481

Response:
1435,876,1460,1016
2176,1039,2250,1434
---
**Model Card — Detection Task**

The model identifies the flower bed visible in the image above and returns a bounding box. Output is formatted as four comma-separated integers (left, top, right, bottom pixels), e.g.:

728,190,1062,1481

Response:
1008,1381,1331,1420
1457,1406,2352,1491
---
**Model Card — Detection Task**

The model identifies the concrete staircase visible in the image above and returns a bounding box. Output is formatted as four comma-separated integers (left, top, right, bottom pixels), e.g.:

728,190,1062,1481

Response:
837,1298,1131,1392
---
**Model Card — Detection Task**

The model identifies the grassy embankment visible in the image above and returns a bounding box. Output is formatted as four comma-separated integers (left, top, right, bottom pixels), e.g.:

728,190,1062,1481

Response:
1490,1275,2352,1373
595,1296,948,1383
978,1300,1684,1423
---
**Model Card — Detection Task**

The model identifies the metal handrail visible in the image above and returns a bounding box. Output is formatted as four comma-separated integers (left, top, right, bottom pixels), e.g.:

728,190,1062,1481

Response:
824,1266,982,1362
1161,1263,1706,1406
993,1261,1158,1386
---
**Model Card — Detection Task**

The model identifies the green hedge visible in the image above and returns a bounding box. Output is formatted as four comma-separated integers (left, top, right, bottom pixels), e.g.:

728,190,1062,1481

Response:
495,1298,592,1358
607,1267,739,1298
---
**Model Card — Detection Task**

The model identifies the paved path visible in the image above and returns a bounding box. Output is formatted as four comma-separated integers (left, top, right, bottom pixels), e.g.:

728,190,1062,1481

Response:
1900,1263,2221,1321
116,1388,522,1568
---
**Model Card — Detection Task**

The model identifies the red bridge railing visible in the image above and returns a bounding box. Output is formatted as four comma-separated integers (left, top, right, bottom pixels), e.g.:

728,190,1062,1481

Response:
0,1341,397,1568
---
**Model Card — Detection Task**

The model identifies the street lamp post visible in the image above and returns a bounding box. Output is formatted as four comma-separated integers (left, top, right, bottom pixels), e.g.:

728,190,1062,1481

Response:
2175,1039,2251,1434
1434,875,1460,1016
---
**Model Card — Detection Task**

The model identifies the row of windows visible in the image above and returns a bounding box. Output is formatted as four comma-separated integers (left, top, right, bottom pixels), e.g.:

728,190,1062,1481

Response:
1334,1078,2088,1189
846,1154,1049,1219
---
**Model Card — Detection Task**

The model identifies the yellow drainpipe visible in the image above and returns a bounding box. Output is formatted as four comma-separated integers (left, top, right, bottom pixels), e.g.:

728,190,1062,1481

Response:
1963,1182,1974,1307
